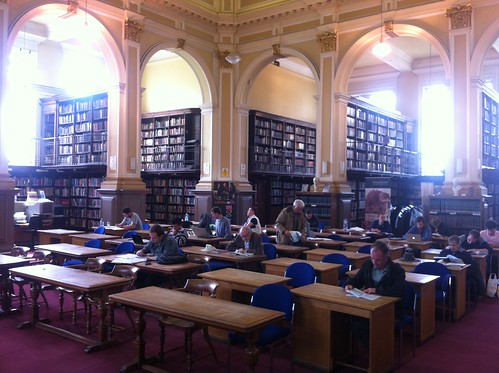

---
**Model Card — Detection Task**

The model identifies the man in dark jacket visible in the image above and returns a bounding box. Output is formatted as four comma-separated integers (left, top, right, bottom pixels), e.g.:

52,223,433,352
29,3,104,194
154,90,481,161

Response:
226,225,263,272
345,239,405,346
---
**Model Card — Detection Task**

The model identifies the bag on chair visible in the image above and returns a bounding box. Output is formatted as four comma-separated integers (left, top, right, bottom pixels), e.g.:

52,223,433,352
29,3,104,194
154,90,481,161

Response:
486,273,498,298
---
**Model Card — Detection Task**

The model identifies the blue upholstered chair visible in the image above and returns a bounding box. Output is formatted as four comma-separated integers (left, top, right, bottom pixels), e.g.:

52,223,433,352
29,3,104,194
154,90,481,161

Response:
122,230,137,238
263,243,277,260
395,281,418,364
93,226,105,234
284,262,316,288
321,253,352,287
357,244,372,254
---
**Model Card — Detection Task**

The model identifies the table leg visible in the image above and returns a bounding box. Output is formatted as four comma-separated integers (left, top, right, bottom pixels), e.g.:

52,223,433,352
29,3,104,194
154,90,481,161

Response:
245,332,260,373
0,270,12,315
453,270,467,321
17,281,44,329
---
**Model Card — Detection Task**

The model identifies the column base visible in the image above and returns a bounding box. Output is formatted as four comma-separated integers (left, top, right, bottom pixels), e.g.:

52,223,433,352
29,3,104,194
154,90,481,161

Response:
441,180,487,197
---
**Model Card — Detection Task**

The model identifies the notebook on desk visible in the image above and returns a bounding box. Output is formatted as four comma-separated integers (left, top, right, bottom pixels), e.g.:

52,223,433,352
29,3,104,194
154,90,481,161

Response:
406,233,422,242
191,227,216,238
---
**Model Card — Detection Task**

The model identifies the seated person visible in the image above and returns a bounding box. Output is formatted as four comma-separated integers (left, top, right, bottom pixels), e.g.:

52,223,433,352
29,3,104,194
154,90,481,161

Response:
306,221,316,238
460,229,493,277
403,216,432,241
370,213,392,234
439,235,473,264
430,216,451,236
116,207,143,231
244,206,262,234
305,209,320,232
135,224,187,288
344,240,405,346
210,206,232,240
226,225,263,272
480,219,499,247
169,217,188,247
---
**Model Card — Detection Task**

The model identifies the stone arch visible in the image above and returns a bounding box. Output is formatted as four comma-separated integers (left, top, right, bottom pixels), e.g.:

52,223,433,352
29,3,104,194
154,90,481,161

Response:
471,18,499,77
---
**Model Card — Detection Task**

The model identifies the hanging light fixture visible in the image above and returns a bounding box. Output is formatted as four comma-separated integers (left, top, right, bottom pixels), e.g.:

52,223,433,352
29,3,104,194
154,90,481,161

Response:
225,1,241,64
372,0,392,59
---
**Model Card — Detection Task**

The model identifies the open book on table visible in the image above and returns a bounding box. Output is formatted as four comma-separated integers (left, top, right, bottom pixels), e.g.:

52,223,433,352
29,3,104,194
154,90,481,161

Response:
111,254,148,264
434,255,465,265
346,288,380,301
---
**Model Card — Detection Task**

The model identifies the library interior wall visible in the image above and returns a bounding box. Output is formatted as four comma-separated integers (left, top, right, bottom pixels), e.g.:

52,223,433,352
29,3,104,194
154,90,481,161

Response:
141,57,203,113
247,64,317,124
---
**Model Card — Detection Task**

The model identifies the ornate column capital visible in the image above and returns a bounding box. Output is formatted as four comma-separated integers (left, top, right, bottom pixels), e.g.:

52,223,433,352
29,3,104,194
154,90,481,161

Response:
317,31,337,52
446,4,472,30
124,19,144,43
218,50,232,69
176,38,185,50
272,44,281,56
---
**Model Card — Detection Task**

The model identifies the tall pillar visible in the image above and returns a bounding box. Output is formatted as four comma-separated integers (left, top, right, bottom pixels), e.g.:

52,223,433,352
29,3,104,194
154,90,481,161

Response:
442,4,485,196
0,1,16,251
98,16,147,224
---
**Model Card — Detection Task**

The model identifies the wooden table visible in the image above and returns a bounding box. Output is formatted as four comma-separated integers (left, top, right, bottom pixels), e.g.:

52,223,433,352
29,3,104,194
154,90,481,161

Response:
394,258,470,321
0,255,30,316
291,283,397,372
103,238,144,250
38,229,85,245
389,239,434,251
219,241,310,259
186,236,226,247
35,243,113,265
306,248,370,269
343,241,405,260
263,257,341,285
109,287,284,373
10,264,129,352
305,238,347,249
91,226,126,236
69,233,119,247
421,248,488,287
315,231,371,242
181,246,266,269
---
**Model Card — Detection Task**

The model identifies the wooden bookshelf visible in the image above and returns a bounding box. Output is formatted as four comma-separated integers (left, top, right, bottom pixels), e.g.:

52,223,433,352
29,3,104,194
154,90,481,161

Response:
141,108,201,172
482,90,499,170
346,98,419,175
429,195,486,235
249,110,316,176
40,92,108,167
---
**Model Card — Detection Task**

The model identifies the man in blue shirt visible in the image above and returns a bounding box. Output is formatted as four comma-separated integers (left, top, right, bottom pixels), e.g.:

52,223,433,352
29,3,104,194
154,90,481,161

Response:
210,206,232,240
403,216,432,241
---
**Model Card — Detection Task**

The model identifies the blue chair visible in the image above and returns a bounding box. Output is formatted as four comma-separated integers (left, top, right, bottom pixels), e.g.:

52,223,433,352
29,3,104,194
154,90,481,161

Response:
122,230,137,239
414,262,452,327
115,241,135,254
93,226,105,234
284,262,316,288
263,243,277,260
228,284,294,371
321,253,352,287
395,281,418,364
261,234,272,244
204,261,235,271
328,233,344,241
142,223,150,230
85,239,102,249
357,244,372,254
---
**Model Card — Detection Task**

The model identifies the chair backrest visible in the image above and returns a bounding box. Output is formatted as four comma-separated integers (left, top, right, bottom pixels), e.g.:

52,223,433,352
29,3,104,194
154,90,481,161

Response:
284,262,316,288
28,215,43,230
261,234,272,244
251,284,294,321
84,239,102,248
321,253,350,266
31,249,52,264
115,241,135,254
109,265,140,290
142,223,150,230
93,226,106,234
122,230,137,238
83,258,107,272
328,234,344,241
413,262,452,291
11,245,30,257
181,279,219,297
402,281,418,312
357,245,372,254
263,243,277,260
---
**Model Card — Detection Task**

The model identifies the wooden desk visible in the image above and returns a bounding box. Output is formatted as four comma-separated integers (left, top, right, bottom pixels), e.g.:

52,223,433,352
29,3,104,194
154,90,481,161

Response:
394,258,470,321
0,255,30,316
38,229,85,245
306,248,370,269
219,241,310,259
263,257,340,285
109,287,284,373
389,239,433,251
421,248,488,287
10,264,129,352
35,243,112,265
69,233,119,247
181,246,266,269
291,283,397,372
186,236,226,247
343,241,405,260
305,238,347,249
103,238,144,250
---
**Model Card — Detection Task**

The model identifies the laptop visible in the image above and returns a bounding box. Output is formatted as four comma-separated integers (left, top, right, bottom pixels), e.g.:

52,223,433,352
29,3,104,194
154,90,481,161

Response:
406,233,422,242
131,234,150,245
191,227,216,238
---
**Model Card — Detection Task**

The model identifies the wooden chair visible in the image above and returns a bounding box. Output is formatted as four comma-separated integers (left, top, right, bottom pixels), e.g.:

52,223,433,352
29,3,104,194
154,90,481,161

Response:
158,279,219,371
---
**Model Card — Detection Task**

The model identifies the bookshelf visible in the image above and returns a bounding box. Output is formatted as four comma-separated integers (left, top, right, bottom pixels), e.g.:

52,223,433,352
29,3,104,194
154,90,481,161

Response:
141,108,201,172
482,90,499,169
248,110,316,176
40,92,108,167
295,192,334,228
143,175,198,223
346,98,419,175
429,195,486,235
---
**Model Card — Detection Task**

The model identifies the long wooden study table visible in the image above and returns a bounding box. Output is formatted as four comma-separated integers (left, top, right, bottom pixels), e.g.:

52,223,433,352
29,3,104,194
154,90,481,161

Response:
394,258,470,321
306,248,371,269
262,257,341,285
38,229,85,245
35,243,113,265
10,264,129,352
181,246,267,269
291,283,398,373
343,241,406,260
109,287,285,373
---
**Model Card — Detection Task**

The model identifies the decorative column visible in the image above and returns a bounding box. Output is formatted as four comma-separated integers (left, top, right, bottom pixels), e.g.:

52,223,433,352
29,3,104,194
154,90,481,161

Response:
0,1,16,251
98,16,148,224
441,4,485,196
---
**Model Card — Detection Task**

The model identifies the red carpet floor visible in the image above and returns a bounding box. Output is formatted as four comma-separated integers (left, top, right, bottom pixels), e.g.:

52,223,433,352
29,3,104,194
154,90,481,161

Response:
1,291,499,372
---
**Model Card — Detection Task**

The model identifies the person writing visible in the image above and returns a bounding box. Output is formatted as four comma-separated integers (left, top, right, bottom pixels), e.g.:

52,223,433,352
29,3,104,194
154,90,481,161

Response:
135,224,187,288
370,213,392,234
243,206,262,234
275,199,307,245
116,207,143,231
226,225,263,272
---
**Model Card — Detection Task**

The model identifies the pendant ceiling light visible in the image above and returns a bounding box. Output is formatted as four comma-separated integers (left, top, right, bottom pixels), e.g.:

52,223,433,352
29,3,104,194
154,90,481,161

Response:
225,1,241,64
372,1,392,59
